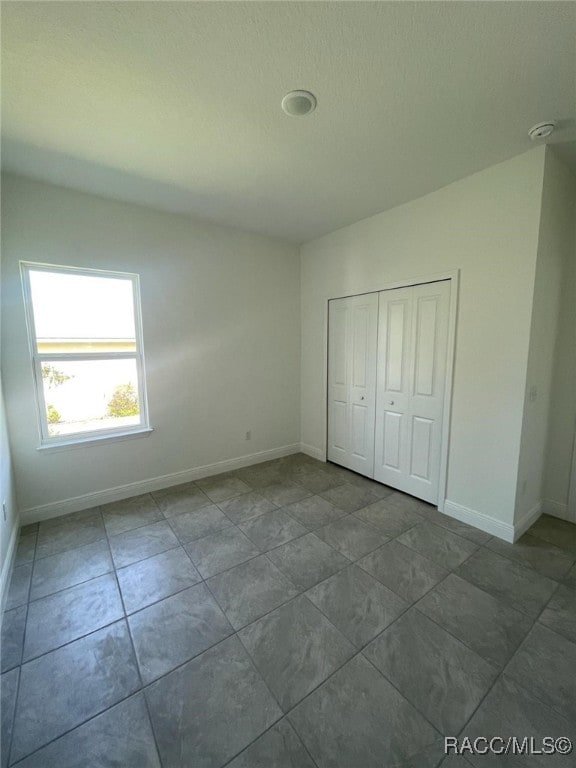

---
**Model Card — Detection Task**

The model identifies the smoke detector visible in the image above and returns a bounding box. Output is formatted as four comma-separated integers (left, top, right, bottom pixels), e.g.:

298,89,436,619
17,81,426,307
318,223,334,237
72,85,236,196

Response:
528,121,556,140
281,90,317,117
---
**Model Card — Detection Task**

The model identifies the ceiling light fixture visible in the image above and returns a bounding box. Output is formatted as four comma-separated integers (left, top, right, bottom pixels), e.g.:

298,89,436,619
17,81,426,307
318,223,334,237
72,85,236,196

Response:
281,90,317,117
528,121,556,140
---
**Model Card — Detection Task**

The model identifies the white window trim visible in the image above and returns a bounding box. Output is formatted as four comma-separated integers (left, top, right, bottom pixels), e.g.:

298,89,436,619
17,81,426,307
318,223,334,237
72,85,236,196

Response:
20,261,152,448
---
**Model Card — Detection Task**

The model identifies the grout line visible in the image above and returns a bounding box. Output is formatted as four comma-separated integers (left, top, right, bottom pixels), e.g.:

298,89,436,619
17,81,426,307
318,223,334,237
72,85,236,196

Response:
452,587,565,742
102,534,147,693
359,644,445,737
140,684,166,768
7,689,149,767
5,644,22,768
480,532,576,578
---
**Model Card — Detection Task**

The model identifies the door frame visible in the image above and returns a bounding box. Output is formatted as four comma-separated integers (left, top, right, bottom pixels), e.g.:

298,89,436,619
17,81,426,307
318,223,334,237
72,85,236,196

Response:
322,269,459,512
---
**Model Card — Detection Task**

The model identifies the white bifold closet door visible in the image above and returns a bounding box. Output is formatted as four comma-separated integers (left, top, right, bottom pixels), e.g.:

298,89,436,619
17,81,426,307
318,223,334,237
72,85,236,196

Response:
327,293,378,477
327,280,450,504
374,280,450,503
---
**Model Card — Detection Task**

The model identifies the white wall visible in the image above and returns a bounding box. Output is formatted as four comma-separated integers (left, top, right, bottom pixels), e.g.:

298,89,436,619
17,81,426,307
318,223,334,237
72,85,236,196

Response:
0,372,19,610
515,148,576,523
1,175,300,521
540,154,576,521
300,148,546,531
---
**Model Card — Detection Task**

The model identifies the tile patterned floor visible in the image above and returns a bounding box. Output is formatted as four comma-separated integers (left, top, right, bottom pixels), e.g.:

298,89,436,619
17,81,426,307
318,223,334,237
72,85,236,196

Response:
1,453,576,767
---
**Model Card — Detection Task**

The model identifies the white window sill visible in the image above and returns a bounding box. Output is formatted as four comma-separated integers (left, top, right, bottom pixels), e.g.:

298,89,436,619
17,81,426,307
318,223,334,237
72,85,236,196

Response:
37,427,154,452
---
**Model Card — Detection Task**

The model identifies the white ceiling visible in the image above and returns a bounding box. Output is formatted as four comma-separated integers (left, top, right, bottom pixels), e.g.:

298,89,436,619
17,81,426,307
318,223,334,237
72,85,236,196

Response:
2,1,575,244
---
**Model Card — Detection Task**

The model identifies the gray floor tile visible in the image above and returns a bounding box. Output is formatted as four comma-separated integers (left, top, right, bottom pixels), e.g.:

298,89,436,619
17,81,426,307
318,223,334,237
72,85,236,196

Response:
14,533,37,566
1,667,19,768
14,694,161,768
563,561,576,591
322,462,359,483
339,472,394,499
539,584,576,643
290,467,345,494
195,474,252,502
319,483,382,513
29,539,113,601
260,481,312,507
5,564,32,610
168,504,232,544
306,564,408,648
456,547,557,617
278,458,323,481
117,546,201,613
364,608,498,734
325,465,392,497
267,533,349,590
1,605,26,672
284,495,345,530
385,491,436,516
145,635,282,768
35,513,106,559
424,509,492,545
354,498,423,537
20,523,39,535
235,464,285,489
38,507,100,530
152,481,212,517
279,453,321,469
101,494,162,536
10,620,140,763
217,491,277,524
358,540,448,603
207,555,299,629
289,654,443,768
239,509,307,551
528,514,576,554
109,520,180,568
417,574,533,667
129,583,233,683
316,515,388,560
397,522,479,570
228,719,316,768
239,595,355,711
23,572,124,661
464,675,576,767
486,533,575,580
185,526,261,578
11,464,574,768
505,622,576,720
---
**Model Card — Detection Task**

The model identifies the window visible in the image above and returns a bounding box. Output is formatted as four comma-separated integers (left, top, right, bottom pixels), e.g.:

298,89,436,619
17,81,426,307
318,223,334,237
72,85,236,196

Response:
21,262,150,447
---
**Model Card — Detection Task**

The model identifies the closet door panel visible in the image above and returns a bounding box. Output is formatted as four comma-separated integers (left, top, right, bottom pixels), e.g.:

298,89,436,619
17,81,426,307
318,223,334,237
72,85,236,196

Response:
327,294,378,477
375,288,413,487
327,301,349,465
375,281,450,503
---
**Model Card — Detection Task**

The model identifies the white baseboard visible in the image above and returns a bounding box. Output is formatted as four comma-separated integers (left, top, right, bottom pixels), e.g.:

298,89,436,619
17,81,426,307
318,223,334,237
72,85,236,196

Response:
300,443,325,461
0,520,20,615
22,443,301,525
514,502,543,541
443,500,515,542
443,499,542,543
542,498,575,523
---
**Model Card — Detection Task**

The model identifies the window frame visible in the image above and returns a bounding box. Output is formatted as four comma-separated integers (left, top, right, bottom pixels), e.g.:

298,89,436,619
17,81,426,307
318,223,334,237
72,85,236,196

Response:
20,261,151,449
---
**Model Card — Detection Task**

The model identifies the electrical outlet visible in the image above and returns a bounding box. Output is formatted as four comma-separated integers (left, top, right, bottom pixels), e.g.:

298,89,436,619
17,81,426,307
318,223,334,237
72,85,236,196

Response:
245,430,252,441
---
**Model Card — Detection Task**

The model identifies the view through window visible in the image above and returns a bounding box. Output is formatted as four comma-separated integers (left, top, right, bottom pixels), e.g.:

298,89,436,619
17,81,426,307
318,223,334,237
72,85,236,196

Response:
21,264,149,444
